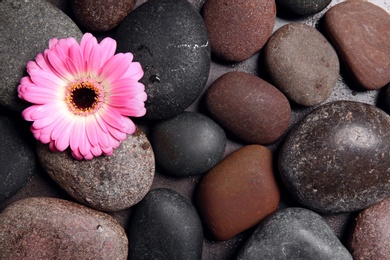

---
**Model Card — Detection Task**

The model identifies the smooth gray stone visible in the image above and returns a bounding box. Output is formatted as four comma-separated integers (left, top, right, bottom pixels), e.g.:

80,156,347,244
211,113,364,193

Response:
236,208,353,260
0,0,82,113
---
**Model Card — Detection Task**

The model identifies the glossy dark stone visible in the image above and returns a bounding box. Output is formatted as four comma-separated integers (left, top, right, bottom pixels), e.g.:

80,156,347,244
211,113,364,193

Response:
115,0,210,120
236,208,353,260
276,0,331,16
128,188,203,260
152,112,226,177
279,101,390,213
0,116,36,202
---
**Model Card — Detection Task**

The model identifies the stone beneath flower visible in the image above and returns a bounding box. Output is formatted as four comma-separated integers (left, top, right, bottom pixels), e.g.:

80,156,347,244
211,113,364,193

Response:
18,33,147,160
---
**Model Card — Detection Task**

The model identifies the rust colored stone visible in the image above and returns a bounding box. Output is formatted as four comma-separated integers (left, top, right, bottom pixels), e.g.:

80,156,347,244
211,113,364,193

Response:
350,197,390,260
324,1,390,90
196,145,280,241
202,0,276,62
206,71,291,145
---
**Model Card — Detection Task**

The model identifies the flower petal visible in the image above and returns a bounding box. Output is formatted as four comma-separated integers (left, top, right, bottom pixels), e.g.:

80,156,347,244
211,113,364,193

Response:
100,53,132,83
99,37,117,67
120,61,144,81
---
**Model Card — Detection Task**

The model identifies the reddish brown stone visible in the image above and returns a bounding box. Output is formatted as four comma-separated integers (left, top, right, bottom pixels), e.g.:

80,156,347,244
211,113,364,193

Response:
206,71,291,145
202,0,276,62
350,197,390,260
324,1,390,90
71,0,137,32
196,145,280,241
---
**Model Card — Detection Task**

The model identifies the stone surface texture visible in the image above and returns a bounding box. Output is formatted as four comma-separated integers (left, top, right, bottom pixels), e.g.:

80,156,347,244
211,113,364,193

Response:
206,71,291,145
324,1,390,90
196,145,280,241
128,188,203,259
265,23,339,106
0,197,128,259
202,0,276,62
0,0,82,113
71,0,137,32
350,197,390,260
276,0,331,16
236,207,353,260
279,101,390,213
115,0,210,120
37,128,155,212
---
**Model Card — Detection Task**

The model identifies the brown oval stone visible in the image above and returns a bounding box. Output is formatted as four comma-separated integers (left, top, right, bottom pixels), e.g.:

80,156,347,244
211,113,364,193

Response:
202,0,276,62
37,128,155,212
350,197,390,260
265,23,339,106
324,1,390,90
205,71,291,145
71,0,137,32
0,197,128,259
196,145,280,241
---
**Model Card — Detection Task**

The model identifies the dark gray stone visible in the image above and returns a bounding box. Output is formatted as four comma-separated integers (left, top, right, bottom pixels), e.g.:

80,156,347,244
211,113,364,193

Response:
115,0,210,120
276,0,331,16
152,112,226,177
0,0,82,113
279,101,390,213
236,208,352,260
128,188,203,260
385,84,390,114
0,116,36,202
37,128,155,212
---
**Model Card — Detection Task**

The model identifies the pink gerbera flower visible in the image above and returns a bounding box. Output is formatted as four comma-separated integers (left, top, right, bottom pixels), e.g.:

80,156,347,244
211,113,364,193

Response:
18,33,147,160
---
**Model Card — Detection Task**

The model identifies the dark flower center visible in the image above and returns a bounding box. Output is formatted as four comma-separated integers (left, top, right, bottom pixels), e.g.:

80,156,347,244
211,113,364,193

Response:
66,80,103,116
72,86,98,110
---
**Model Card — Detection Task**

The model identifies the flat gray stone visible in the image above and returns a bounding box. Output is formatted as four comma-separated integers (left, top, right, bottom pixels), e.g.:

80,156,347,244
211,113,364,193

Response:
0,0,82,113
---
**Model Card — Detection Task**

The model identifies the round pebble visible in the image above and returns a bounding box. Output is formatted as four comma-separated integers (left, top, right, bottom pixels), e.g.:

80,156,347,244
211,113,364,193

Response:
71,0,136,32
385,84,390,114
350,197,390,260
0,197,128,259
206,71,291,145
202,0,276,62
152,112,226,177
236,207,353,260
128,188,203,259
279,101,390,214
196,145,280,241
37,128,155,212
265,23,339,106
275,0,331,16
0,0,82,114
0,116,36,202
115,0,210,120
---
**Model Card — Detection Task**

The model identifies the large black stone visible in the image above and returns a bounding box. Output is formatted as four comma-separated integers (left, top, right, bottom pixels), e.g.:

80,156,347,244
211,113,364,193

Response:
128,188,203,259
0,116,36,202
236,208,352,260
115,0,210,120
279,101,390,214
152,112,226,177
275,0,331,16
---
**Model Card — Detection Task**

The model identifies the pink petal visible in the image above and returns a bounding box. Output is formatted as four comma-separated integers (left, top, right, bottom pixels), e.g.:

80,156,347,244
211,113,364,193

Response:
99,37,117,67
80,33,98,72
85,116,99,147
47,51,73,80
120,62,144,81
68,43,85,76
102,146,114,156
91,145,103,157
29,69,65,90
99,105,128,130
22,103,60,121
100,53,132,83
88,44,103,75
72,148,83,160
49,38,59,49
106,123,127,141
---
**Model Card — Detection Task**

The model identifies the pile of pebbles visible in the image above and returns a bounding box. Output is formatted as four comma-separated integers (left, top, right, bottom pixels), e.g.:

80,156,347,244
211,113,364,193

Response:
0,0,390,259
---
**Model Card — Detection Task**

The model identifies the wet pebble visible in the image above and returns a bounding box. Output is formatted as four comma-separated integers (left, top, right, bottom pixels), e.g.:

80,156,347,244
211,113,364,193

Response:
324,1,390,90
279,101,390,214
128,188,203,259
265,23,339,106
0,197,128,259
37,128,155,212
196,145,280,241
115,0,210,120
71,0,136,32
276,0,331,16
350,197,390,260
0,116,36,202
0,0,82,114
152,112,226,177
206,71,291,145
202,0,276,62
236,207,353,260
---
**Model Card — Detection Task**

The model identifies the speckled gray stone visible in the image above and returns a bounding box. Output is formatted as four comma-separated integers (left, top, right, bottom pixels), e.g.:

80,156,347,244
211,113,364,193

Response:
0,0,82,113
37,128,155,212
276,0,331,16
236,208,353,260
0,197,128,259
279,101,390,213
265,23,339,106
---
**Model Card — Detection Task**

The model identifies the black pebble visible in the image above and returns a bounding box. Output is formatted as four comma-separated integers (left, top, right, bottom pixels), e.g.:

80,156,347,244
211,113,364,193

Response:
276,0,331,16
